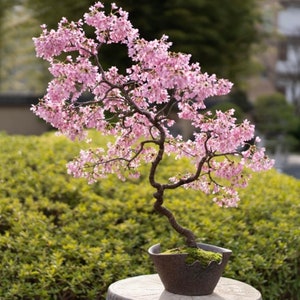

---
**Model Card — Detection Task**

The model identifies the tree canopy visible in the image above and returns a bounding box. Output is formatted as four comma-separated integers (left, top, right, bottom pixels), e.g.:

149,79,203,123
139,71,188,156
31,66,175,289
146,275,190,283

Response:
25,0,262,84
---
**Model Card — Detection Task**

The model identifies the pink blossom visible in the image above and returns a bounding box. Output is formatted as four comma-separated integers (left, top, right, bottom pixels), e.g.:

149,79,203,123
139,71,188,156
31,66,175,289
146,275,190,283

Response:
32,1,274,209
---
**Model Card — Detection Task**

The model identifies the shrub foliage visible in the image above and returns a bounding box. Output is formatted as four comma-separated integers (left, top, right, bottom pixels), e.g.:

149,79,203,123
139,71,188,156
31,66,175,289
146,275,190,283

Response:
0,132,299,299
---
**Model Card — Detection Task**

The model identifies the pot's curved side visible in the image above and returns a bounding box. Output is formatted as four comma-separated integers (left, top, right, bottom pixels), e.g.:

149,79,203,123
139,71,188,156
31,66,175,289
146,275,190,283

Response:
148,243,232,296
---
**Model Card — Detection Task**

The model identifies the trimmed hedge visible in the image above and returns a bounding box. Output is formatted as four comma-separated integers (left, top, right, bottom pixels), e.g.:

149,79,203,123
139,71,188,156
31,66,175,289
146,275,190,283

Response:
0,132,299,299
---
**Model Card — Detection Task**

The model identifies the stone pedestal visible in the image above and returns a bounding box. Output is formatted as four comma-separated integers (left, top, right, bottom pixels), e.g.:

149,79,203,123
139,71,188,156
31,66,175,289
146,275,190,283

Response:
106,274,262,300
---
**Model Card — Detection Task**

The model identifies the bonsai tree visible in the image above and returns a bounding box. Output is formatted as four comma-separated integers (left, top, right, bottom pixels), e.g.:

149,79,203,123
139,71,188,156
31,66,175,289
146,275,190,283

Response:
32,2,273,249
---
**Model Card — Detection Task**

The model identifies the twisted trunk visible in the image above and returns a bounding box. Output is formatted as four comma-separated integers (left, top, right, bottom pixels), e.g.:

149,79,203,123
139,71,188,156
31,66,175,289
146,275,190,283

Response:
120,85,201,248
152,187,198,248
148,118,199,248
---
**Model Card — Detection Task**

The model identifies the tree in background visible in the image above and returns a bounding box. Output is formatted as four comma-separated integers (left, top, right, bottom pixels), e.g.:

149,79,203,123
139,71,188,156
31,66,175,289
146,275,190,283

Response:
207,90,254,123
0,0,16,83
0,5,47,93
0,0,50,93
0,0,15,47
253,93,300,152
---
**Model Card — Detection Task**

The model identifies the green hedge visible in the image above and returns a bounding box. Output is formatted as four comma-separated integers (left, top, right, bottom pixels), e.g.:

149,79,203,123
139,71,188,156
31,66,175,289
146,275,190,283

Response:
0,132,299,299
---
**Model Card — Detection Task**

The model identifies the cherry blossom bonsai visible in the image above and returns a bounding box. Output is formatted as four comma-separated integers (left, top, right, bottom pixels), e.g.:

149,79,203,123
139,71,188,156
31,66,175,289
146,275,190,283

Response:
32,1,273,257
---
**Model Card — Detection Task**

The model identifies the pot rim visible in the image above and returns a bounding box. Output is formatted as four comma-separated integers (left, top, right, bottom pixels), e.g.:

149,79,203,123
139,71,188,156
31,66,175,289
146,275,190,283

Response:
148,242,232,256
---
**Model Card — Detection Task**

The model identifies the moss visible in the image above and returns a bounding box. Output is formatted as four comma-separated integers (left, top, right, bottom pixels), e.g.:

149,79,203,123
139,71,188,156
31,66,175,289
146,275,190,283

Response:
162,247,222,266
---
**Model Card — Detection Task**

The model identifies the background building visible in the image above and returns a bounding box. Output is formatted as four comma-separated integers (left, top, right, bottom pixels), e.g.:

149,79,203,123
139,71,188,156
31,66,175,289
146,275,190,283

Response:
276,0,300,114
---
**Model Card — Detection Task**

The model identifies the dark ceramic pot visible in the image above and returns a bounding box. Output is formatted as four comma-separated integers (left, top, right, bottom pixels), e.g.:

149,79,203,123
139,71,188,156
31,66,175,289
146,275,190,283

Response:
148,242,232,296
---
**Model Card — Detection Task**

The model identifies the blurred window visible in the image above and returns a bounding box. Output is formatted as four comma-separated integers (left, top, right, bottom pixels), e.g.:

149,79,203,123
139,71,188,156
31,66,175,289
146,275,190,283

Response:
278,41,288,61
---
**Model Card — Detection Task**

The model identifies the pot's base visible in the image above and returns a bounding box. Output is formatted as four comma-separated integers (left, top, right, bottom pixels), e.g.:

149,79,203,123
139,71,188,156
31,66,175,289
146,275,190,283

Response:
106,274,263,300
148,243,232,296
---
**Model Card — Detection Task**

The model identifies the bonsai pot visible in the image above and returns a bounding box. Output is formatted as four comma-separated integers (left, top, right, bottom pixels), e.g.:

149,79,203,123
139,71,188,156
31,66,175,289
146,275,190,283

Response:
148,242,232,296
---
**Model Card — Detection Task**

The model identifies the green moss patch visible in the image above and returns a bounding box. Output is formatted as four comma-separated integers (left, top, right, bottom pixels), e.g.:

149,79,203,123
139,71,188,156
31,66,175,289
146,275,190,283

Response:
163,247,222,266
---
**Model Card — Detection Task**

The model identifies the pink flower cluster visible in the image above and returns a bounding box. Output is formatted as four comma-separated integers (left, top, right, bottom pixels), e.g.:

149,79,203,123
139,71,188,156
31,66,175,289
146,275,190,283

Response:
32,1,274,207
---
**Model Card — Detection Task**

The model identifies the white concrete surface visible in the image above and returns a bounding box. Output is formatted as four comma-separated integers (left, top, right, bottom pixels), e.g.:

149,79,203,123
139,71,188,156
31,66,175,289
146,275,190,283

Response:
106,274,262,300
